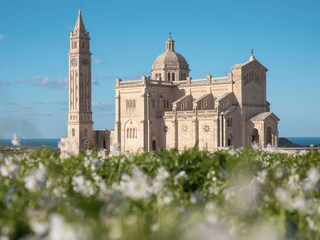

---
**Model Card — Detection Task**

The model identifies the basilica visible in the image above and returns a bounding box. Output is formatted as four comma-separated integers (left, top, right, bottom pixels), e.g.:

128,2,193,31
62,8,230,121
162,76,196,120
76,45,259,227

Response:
61,10,280,155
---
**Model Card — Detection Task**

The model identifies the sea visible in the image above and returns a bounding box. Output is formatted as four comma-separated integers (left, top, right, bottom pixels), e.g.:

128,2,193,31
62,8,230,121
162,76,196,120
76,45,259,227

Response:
0,137,320,147
286,137,320,147
0,139,60,147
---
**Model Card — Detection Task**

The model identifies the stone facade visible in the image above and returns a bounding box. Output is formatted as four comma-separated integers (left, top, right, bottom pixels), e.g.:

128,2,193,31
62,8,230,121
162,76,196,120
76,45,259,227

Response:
114,38,280,153
61,11,280,155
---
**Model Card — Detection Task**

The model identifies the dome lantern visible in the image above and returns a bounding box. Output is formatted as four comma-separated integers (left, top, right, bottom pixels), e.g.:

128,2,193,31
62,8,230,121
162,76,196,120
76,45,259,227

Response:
151,34,190,81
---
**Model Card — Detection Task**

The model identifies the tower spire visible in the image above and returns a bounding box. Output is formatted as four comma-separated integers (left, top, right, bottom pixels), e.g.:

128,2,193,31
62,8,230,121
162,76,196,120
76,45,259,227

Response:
73,9,86,34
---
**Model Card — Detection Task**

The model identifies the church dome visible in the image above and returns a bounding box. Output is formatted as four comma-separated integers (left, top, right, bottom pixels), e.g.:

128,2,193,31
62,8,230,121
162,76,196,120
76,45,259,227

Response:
151,34,190,81
153,51,189,69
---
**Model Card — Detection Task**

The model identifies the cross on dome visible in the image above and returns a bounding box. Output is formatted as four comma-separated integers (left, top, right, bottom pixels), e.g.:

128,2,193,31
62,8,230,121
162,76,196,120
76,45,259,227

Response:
249,48,255,61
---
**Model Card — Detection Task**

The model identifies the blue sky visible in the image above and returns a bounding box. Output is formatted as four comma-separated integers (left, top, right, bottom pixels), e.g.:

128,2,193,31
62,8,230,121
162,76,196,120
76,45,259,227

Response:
0,0,319,139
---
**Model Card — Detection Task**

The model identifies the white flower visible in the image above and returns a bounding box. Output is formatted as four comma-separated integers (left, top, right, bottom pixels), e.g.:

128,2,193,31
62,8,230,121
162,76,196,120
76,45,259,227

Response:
72,173,96,197
158,191,173,205
152,167,169,194
307,168,320,185
228,148,237,156
28,210,49,236
287,174,300,191
24,163,46,192
113,167,152,201
306,216,317,231
0,157,19,178
275,187,289,203
223,186,236,201
256,170,268,184
251,142,259,150
47,214,83,240
110,143,120,156
174,170,188,186
291,196,305,210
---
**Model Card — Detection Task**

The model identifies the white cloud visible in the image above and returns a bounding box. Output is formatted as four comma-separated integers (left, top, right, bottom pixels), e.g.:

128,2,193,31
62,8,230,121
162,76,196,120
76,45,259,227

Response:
0,34,9,41
93,58,105,65
18,76,99,89
0,80,10,87
17,76,68,89
92,101,114,112
64,24,73,31
92,78,99,85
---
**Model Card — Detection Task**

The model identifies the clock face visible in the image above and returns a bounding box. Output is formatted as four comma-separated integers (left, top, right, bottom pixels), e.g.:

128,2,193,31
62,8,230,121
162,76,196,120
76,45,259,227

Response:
82,58,89,66
71,58,77,67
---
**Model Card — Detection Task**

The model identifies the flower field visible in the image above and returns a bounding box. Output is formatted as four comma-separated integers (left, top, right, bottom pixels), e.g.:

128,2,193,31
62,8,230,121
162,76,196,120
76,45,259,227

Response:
0,147,320,239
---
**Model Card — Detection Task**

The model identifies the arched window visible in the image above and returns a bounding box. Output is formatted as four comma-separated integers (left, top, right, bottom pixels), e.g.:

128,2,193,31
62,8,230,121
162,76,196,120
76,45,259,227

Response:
72,128,75,137
103,138,106,149
168,73,171,81
127,128,130,138
228,134,232,146
133,128,136,138
172,73,175,81
156,73,158,80
84,129,87,137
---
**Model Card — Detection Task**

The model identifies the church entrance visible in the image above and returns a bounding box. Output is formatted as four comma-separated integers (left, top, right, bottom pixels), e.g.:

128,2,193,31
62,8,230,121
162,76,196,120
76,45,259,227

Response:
152,140,156,151
252,129,259,145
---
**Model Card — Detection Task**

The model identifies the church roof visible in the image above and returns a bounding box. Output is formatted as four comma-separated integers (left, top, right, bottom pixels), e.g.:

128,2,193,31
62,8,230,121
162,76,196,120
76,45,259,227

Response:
231,55,268,72
250,112,280,122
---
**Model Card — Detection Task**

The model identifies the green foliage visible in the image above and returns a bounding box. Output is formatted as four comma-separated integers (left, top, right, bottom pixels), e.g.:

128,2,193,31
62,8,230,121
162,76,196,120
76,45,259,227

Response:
0,147,320,239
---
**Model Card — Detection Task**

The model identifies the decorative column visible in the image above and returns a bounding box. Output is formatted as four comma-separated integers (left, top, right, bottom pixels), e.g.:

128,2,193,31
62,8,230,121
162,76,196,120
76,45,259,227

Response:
192,117,198,147
146,93,151,151
217,116,220,147
220,114,224,147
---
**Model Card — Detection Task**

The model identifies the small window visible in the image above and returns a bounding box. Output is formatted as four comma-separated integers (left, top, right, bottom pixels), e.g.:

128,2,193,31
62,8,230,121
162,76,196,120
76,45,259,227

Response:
84,129,87,137
168,73,171,81
172,73,175,81
72,128,75,137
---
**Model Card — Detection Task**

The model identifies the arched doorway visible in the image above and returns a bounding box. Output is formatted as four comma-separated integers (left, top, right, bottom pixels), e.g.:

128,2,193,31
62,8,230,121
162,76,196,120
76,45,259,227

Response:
152,140,156,151
266,127,273,146
252,129,259,145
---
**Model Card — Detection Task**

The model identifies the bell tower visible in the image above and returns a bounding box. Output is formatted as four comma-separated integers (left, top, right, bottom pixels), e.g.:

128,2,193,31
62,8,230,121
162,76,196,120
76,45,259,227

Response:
67,9,94,154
